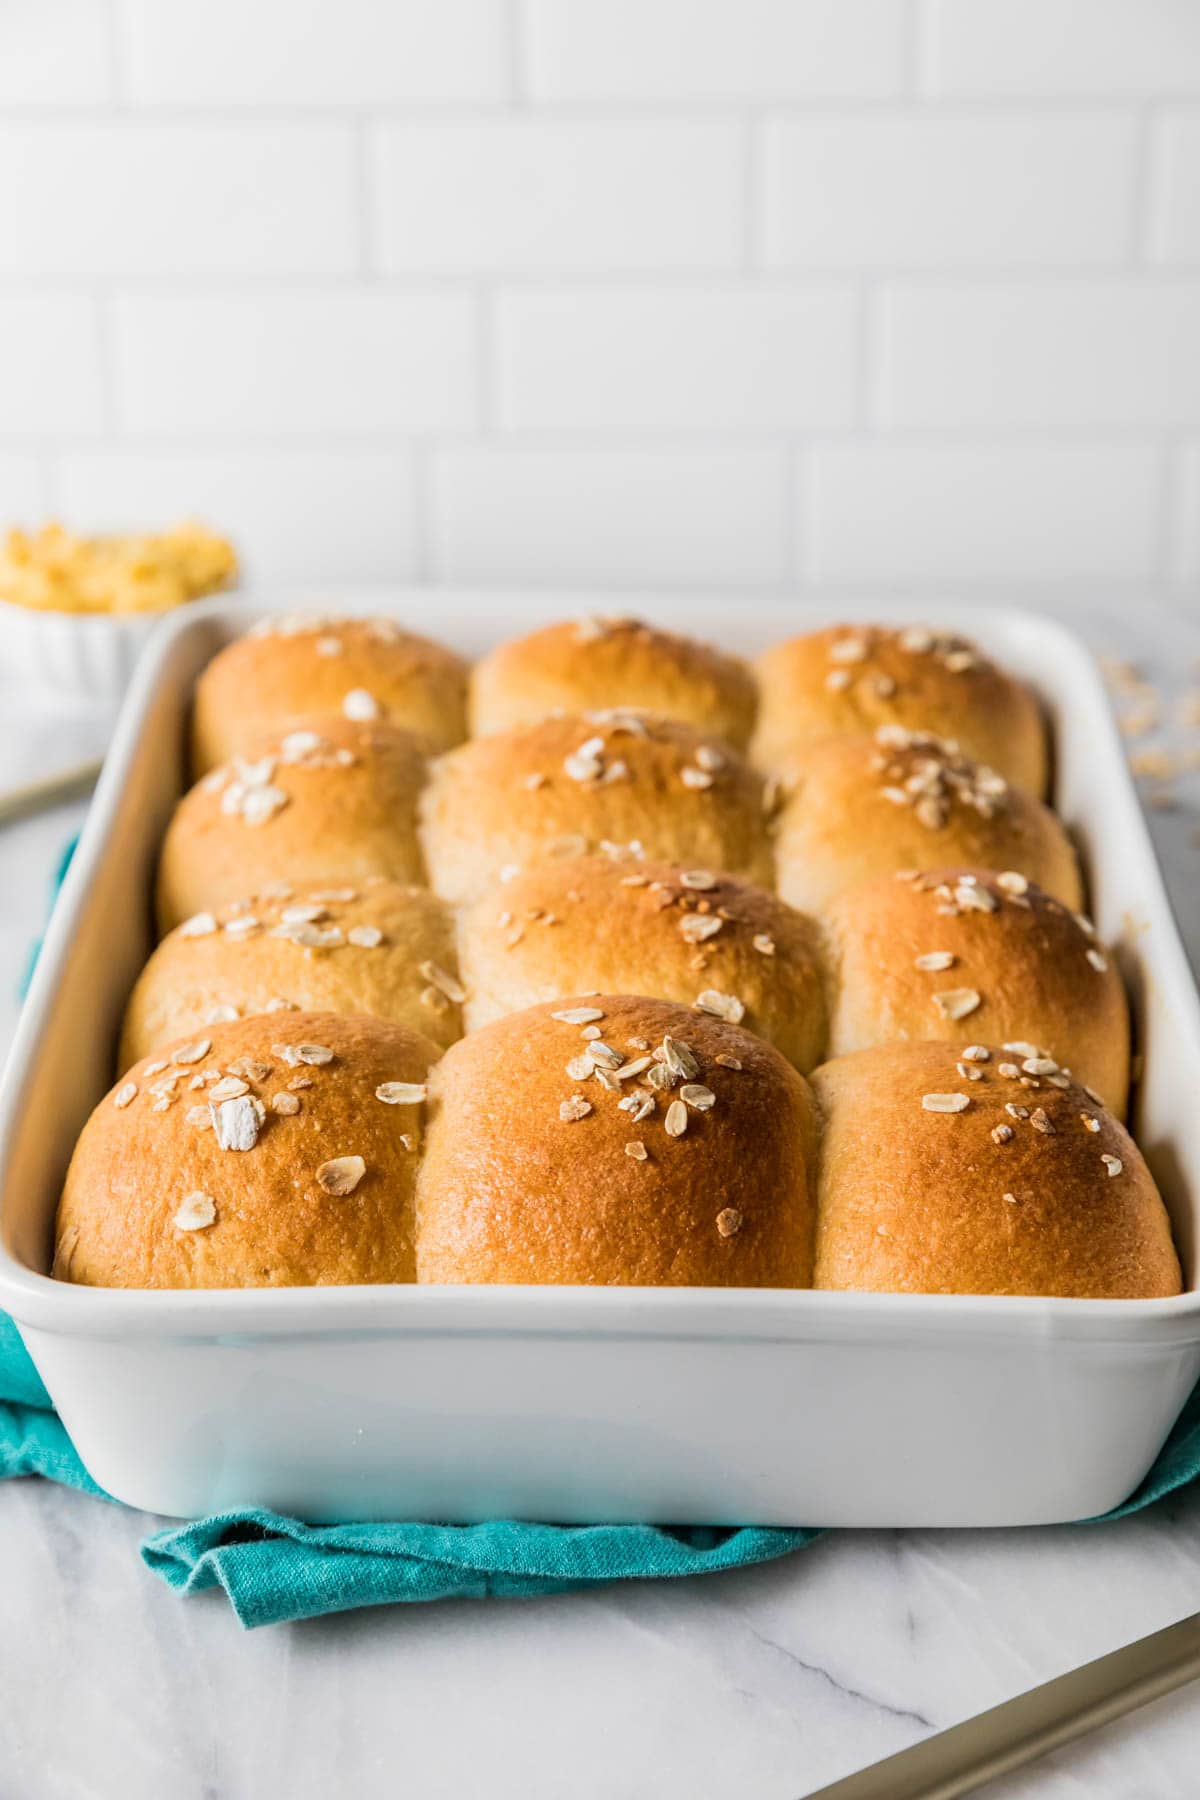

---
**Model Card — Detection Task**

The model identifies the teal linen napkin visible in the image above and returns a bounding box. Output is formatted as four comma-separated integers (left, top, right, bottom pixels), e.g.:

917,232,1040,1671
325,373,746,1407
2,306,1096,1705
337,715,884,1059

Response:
2,1311,1200,1629
9,842,1200,1627
144,1515,821,1628
0,1305,820,1624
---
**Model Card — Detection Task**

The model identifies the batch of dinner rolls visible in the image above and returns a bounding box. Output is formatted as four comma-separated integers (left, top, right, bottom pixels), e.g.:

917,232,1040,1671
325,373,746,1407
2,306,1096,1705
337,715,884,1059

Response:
54,613,1182,1301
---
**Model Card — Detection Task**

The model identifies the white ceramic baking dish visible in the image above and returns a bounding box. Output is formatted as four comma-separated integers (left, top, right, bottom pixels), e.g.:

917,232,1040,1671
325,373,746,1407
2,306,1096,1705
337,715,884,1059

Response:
2,591,1199,1530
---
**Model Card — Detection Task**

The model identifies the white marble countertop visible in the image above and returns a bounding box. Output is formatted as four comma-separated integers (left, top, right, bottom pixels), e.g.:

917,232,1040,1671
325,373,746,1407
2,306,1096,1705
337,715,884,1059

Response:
5,603,1200,1800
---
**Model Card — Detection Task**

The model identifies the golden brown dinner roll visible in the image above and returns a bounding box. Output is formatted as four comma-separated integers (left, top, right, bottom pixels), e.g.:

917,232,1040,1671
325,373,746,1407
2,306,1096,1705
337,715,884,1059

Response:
470,614,758,748
121,879,463,1070
416,995,818,1287
156,720,429,934
54,1012,438,1290
811,1041,1180,1299
822,868,1129,1115
458,857,827,1073
421,711,774,904
754,623,1047,795
191,614,468,773
772,727,1081,916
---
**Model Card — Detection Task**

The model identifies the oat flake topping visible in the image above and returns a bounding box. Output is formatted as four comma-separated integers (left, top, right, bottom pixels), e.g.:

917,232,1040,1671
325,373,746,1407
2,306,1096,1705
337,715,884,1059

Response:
933,987,981,1021
316,1156,366,1196
419,961,467,1005
209,1075,249,1102
681,914,723,944
343,688,380,722
695,989,745,1024
661,1036,700,1080
178,912,218,938
680,766,713,790
348,925,384,949
376,1082,428,1105
272,1042,334,1067
174,1191,216,1231
664,1100,688,1137
211,1094,265,1151
680,1084,716,1111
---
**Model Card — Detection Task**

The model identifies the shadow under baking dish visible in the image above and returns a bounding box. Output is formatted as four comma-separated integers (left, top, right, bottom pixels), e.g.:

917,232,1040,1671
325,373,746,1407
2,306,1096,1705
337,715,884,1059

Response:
2,590,1199,1529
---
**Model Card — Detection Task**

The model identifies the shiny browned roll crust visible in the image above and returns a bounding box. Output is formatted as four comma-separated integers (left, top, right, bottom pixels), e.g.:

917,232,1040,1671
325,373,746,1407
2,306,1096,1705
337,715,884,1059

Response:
54,1013,438,1290
191,614,468,773
811,1041,1179,1299
470,614,758,748
156,720,429,935
822,868,1129,1115
772,727,1082,917
420,712,774,905
416,995,818,1287
458,857,826,1073
754,623,1047,796
121,880,463,1071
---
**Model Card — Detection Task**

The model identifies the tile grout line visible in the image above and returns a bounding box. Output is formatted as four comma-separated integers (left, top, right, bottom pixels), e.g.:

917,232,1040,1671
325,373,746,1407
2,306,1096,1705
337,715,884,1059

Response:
355,118,376,281
506,0,526,106
103,0,126,108
859,279,883,433
94,286,119,441
907,0,933,98
1133,101,1162,267
741,113,759,272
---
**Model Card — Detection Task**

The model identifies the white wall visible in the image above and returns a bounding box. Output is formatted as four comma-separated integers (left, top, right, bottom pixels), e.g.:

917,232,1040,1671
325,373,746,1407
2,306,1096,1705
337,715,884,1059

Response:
3,0,1200,605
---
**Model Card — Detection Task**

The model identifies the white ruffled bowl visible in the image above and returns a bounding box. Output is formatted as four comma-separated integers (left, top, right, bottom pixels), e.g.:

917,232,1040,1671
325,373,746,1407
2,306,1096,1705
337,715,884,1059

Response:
0,593,243,708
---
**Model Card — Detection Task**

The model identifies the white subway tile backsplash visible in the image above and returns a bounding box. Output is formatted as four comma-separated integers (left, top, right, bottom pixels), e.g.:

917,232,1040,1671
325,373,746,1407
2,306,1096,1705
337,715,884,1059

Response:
495,286,858,432
761,115,1138,269
522,0,908,101
0,297,103,438
54,450,416,582
925,0,1200,97
0,454,49,521
372,121,742,273
119,0,508,105
113,292,480,437
429,447,787,586
0,125,358,277
1173,443,1200,582
805,444,1161,583
0,0,112,104
1150,114,1200,264
0,1,1197,600
881,281,1200,428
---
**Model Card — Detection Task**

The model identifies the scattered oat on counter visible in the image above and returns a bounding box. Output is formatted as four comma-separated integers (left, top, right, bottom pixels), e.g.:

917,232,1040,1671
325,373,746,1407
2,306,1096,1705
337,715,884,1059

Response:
1100,650,1200,838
